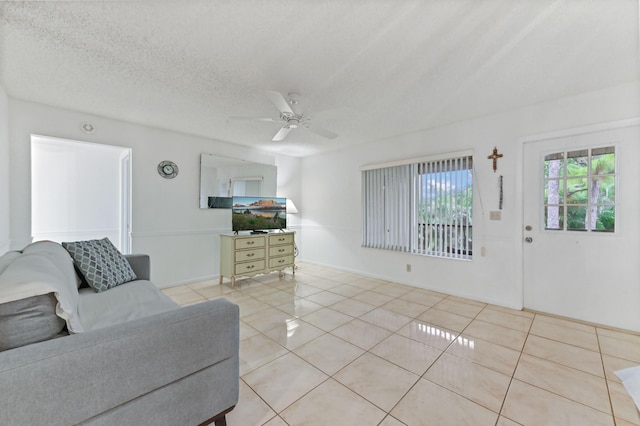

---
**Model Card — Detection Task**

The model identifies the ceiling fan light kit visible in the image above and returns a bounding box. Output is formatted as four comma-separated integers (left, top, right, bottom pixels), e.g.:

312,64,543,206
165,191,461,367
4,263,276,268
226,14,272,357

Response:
230,90,338,142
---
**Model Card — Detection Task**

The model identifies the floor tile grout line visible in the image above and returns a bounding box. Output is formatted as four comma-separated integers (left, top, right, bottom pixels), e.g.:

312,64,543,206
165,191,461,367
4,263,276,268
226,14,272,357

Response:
243,349,333,421
237,377,283,425
394,299,530,420
248,323,405,424
175,265,633,425
519,337,610,381
329,349,414,416
494,310,537,425
267,277,447,422
373,300,501,421
527,321,606,354
506,376,617,419
503,314,617,420
245,305,615,422
595,327,618,421
419,301,510,418
241,274,529,380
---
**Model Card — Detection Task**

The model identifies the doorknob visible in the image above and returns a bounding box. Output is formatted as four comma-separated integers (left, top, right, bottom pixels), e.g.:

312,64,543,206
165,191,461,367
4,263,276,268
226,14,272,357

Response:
525,237,533,243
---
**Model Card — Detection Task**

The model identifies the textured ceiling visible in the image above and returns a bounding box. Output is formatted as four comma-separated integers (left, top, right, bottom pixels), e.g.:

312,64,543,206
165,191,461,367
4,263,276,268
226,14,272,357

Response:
1,1,638,157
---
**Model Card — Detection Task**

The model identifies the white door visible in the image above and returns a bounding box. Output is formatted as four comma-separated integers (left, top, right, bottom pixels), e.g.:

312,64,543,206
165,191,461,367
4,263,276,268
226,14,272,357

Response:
522,124,640,331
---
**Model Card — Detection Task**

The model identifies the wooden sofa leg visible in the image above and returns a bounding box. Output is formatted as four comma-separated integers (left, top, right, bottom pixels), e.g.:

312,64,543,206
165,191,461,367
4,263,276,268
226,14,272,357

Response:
198,406,235,426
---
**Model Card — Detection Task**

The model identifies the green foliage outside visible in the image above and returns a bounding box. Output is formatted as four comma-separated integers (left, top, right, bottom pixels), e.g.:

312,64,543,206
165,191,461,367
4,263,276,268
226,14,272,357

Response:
417,170,473,252
418,185,473,226
544,150,615,231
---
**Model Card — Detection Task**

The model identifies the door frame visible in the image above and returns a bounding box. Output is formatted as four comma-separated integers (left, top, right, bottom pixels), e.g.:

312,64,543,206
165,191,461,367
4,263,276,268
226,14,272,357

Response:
119,150,132,253
515,117,640,310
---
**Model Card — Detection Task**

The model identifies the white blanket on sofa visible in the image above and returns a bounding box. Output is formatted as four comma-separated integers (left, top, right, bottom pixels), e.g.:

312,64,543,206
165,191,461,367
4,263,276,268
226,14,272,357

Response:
0,241,84,333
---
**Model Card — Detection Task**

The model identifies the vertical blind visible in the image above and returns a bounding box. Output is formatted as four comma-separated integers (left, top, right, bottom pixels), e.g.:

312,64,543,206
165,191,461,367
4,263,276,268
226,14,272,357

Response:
362,164,412,252
362,155,473,259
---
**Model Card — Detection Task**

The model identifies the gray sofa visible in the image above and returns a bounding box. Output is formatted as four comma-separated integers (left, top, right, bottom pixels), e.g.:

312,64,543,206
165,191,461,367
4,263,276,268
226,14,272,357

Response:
0,241,239,425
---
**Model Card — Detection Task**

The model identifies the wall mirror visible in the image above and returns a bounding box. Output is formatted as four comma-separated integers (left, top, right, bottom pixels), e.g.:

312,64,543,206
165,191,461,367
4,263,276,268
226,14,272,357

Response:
199,154,277,208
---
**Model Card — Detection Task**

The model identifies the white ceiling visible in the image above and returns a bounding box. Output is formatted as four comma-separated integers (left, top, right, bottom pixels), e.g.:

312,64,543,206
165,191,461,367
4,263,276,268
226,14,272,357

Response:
1,1,638,157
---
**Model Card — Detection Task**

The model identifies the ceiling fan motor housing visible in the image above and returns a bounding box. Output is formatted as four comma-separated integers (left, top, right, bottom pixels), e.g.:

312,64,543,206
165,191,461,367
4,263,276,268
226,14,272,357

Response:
281,112,305,129
286,117,300,128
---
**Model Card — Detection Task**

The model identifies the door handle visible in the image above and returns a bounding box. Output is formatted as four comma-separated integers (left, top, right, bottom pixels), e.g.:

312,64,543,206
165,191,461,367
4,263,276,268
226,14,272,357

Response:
525,237,533,243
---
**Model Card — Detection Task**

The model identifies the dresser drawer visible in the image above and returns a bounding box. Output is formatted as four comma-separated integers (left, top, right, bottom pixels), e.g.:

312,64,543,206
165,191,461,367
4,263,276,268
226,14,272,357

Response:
269,245,293,257
235,248,265,262
269,234,294,246
235,260,265,275
220,232,294,286
235,237,265,249
269,255,294,268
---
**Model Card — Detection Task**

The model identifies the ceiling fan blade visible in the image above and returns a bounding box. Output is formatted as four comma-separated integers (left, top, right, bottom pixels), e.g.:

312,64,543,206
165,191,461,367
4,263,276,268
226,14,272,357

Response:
305,124,338,139
272,126,292,142
228,116,277,122
266,90,294,115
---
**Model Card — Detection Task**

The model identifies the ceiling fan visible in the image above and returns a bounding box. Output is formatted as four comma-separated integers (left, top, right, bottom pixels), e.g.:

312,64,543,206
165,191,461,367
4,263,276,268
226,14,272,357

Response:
230,90,338,142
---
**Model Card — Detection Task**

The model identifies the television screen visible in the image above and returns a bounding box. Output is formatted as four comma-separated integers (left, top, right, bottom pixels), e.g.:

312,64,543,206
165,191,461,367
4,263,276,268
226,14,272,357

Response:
232,197,286,232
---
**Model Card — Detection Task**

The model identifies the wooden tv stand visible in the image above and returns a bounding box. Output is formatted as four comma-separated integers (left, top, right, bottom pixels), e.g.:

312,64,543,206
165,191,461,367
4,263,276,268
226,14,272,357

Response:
219,231,295,286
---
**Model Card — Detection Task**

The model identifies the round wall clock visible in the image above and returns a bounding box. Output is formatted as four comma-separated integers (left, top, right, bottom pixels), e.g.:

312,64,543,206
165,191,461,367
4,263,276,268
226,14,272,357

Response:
158,161,179,179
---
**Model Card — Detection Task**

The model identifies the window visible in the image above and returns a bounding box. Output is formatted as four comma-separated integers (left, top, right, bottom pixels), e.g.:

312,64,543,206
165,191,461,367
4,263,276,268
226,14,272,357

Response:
544,146,616,232
362,153,473,260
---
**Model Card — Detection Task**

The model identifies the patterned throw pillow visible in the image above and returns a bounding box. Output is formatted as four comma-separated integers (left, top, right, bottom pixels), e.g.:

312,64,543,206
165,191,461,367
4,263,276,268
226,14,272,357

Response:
62,238,137,293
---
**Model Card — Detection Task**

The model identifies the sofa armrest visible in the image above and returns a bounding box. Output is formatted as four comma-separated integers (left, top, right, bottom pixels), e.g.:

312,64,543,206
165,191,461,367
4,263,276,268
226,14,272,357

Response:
124,253,150,280
0,298,239,426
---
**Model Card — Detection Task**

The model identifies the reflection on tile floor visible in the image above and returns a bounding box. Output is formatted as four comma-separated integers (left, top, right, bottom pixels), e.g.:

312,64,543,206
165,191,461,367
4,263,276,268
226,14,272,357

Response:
164,262,640,426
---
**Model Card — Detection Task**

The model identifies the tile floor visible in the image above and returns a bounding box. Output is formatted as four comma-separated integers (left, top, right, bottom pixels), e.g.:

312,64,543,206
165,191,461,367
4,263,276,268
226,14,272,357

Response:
163,262,640,426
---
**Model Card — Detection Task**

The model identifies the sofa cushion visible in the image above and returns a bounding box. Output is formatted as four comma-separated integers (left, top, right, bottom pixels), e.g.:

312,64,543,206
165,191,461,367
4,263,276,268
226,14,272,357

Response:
63,238,137,293
0,293,65,351
77,280,179,331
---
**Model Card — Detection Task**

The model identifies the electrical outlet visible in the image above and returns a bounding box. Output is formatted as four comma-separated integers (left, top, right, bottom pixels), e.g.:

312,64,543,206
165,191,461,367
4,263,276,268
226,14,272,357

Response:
406,264,411,272
490,211,501,220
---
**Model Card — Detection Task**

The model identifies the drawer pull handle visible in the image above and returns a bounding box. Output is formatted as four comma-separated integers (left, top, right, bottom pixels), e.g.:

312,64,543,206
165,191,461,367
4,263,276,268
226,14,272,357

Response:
278,249,285,252
247,265,254,269
247,253,255,257
247,241,255,245
278,259,285,263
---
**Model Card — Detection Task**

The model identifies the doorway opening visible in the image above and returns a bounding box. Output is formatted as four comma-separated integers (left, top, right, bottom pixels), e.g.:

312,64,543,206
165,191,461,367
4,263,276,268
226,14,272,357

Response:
31,135,132,253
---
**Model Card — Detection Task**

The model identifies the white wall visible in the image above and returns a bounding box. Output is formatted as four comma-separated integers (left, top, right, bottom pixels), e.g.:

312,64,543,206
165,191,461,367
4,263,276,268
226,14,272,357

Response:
0,86,9,253
275,153,303,235
6,80,639,324
8,99,302,287
299,81,640,312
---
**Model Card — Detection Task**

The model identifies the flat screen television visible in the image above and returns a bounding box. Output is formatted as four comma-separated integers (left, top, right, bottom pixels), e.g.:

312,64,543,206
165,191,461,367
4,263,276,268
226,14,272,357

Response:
231,196,286,232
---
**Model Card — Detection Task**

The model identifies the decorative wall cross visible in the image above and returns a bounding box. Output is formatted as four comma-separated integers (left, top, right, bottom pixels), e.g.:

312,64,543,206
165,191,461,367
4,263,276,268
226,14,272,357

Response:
487,147,503,172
